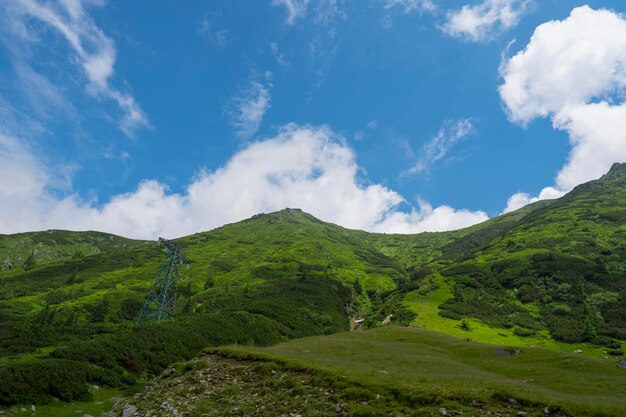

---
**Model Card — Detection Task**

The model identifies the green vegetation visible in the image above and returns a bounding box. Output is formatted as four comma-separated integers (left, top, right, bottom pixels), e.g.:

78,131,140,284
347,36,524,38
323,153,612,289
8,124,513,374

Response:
429,163,626,345
0,209,409,405
0,164,625,411
224,326,626,416
0,230,145,271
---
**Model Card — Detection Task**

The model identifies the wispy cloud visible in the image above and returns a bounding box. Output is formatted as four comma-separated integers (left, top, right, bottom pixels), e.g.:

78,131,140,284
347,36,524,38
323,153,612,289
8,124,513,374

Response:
271,1,345,97
441,0,530,43
272,0,309,25
229,72,273,139
408,119,475,174
384,0,437,14
270,42,289,67
3,0,150,136
198,13,232,47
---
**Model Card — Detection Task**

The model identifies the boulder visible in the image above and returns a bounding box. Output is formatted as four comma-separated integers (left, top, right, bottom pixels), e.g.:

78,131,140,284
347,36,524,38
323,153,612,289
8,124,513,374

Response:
496,347,521,358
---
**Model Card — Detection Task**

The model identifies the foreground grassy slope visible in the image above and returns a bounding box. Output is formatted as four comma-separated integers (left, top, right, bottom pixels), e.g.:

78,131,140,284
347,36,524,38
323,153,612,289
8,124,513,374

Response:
224,326,626,417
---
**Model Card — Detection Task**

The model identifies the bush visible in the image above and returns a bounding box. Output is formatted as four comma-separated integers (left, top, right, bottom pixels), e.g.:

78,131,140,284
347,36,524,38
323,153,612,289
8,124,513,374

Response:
0,359,101,405
513,327,536,337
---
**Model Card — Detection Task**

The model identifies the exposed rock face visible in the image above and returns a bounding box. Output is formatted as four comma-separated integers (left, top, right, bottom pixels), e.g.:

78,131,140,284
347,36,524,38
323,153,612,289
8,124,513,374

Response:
103,353,550,417
496,347,521,358
121,404,137,417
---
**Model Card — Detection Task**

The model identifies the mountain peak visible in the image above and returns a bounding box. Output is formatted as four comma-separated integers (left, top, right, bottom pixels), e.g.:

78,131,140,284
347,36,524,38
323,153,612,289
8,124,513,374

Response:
605,162,626,178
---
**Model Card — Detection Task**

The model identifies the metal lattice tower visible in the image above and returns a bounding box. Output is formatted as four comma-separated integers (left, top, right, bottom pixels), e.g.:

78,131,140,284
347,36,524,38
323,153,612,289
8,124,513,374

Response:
136,238,187,324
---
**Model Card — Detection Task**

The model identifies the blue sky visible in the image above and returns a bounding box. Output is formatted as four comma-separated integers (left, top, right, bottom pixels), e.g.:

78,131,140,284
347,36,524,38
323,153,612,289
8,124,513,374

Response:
1,0,626,238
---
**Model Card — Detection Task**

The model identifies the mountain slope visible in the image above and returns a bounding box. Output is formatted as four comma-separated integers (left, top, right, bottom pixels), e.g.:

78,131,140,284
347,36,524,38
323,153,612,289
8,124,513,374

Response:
0,165,625,407
0,209,430,405
0,230,146,270
413,163,626,343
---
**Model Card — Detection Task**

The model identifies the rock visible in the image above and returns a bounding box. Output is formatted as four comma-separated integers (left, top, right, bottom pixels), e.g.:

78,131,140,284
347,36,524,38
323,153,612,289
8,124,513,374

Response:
496,347,521,358
31,405,35,412
574,349,583,354
84,415,94,417
381,314,393,326
162,367,175,377
335,403,341,412
508,397,518,404
517,412,527,416
544,407,551,414
617,359,626,369
472,399,485,408
439,407,448,416
121,404,138,417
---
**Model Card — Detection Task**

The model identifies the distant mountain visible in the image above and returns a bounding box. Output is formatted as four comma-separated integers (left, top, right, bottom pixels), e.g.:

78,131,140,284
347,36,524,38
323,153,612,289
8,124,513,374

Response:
0,164,624,406
0,230,146,270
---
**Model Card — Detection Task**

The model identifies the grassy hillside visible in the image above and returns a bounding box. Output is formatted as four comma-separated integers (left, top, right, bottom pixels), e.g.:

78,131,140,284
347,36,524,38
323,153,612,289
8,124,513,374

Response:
425,163,626,346
0,230,146,271
0,165,625,409
0,209,427,406
112,327,626,416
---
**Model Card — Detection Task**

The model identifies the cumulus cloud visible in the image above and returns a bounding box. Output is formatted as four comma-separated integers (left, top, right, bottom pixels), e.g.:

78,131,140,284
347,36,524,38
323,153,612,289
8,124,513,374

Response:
499,6,626,210
408,119,475,174
372,200,488,234
0,125,488,239
229,72,273,139
503,187,563,213
441,0,530,42
4,0,149,135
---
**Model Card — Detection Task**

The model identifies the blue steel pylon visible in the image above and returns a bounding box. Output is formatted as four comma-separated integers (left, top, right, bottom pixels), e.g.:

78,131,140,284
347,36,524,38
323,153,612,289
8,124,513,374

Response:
136,238,187,324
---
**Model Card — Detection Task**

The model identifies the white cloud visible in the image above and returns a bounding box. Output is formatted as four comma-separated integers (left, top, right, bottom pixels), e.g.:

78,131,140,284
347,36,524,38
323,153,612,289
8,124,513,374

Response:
270,42,289,67
272,0,345,28
441,0,529,43
408,119,474,174
6,0,149,136
372,200,488,234
198,14,231,47
384,0,437,14
499,6,626,210
0,125,488,239
229,72,273,139
272,0,309,25
503,187,563,213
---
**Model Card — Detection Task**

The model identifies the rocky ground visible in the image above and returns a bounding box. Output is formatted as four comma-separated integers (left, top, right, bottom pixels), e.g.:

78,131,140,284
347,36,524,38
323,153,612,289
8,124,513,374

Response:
104,353,559,417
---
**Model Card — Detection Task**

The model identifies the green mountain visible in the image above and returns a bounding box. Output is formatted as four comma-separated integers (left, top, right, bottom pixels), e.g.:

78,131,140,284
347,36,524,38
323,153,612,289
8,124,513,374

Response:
0,230,146,271
0,164,624,411
429,162,626,343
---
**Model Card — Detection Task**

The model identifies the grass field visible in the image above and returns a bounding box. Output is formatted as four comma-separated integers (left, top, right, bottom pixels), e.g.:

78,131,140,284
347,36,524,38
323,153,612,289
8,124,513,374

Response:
224,326,626,417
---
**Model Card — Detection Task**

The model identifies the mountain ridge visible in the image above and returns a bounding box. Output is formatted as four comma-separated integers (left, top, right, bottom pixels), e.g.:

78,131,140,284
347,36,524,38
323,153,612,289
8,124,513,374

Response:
0,164,624,408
